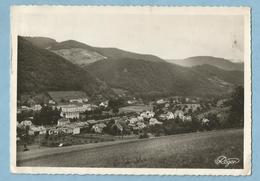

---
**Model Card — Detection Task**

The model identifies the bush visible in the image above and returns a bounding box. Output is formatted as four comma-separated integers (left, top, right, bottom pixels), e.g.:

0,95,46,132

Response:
139,132,149,139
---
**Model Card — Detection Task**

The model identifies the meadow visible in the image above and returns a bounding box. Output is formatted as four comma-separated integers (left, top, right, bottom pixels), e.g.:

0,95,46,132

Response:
18,129,243,168
119,105,153,113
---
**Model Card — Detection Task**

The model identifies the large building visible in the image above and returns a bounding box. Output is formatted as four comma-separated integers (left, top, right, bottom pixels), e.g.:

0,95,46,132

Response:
57,104,93,119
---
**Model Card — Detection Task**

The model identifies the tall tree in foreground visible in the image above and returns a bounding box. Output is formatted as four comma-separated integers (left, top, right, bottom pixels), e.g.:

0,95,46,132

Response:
228,86,244,127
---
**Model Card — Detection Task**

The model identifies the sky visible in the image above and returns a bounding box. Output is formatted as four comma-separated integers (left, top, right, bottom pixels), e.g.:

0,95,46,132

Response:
12,6,247,62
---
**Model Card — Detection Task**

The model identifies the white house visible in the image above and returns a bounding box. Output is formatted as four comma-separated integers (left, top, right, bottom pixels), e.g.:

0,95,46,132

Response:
99,101,108,108
129,117,138,124
165,103,170,108
202,118,210,125
174,110,185,120
30,125,46,135
57,118,70,127
166,112,175,120
136,122,146,129
73,127,80,135
18,120,32,128
140,111,155,119
31,104,42,111
183,116,192,122
58,104,93,119
137,116,144,121
92,123,107,133
156,99,167,104
69,98,83,103
48,100,56,105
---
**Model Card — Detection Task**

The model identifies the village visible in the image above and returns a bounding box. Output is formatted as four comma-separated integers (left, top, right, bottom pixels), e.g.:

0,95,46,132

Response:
17,91,230,151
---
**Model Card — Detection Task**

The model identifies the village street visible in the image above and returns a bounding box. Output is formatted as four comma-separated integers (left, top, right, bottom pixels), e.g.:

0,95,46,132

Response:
17,128,243,168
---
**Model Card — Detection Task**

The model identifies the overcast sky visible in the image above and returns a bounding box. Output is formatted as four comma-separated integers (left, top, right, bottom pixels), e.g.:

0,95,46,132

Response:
12,6,246,61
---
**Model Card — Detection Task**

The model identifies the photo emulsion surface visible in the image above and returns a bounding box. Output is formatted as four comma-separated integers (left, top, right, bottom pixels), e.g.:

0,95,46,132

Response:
11,6,251,175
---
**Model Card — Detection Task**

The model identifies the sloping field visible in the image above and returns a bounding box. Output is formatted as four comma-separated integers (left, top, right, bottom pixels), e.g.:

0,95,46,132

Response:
17,129,243,168
119,105,153,113
47,91,88,103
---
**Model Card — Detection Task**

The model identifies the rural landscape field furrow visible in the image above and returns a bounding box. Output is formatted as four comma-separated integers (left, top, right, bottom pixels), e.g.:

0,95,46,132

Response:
17,129,243,168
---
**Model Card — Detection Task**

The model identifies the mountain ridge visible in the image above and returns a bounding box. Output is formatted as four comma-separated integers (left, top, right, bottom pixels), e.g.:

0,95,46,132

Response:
85,58,243,98
167,56,244,71
19,36,244,98
17,36,114,100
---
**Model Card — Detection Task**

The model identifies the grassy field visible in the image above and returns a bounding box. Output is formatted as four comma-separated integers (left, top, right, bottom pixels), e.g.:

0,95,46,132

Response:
119,105,153,113
17,129,243,168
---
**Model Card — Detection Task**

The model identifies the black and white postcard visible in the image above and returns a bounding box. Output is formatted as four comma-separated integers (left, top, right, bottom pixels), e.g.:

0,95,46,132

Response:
10,6,251,175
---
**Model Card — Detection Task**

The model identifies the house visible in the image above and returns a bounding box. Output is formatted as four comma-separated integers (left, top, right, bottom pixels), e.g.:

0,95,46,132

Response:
92,123,107,133
183,116,192,122
102,110,114,116
174,110,185,119
129,117,138,124
82,104,92,111
156,99,167,104
69,98,83,103
136,122,146,129
48,100,56,105
18,120,32,128
137,116,144,121
48,128,59,135
17,108,22,114
201,118,210,125
166,112,175,120
73,121,89,128
58,104,92,119
165,103,170,108
39,126,47,135
31,104,42,111
73,127,80,135
115,119,131,134
83,104,98,111
159,114,167,121
149,118,162,125
58,105,80,118
20,106,30,112
114,120,123,132
30,125,46,135
57,118,70,127
100,101,108,108
87,120,98,125
185,98,190,102
140,111,155,119
60,127,73,134
127,100,138,105
69,98,88,103
28,130,35,136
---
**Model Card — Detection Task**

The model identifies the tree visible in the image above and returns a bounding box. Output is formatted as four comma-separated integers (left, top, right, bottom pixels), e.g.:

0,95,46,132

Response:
17,110,33,123
206,113,220,130
108,98,124,114
227,86,244,127
191,116,201,131
188,108,193,115
33,105,61,125
112,107,119,114
149,124,164,136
